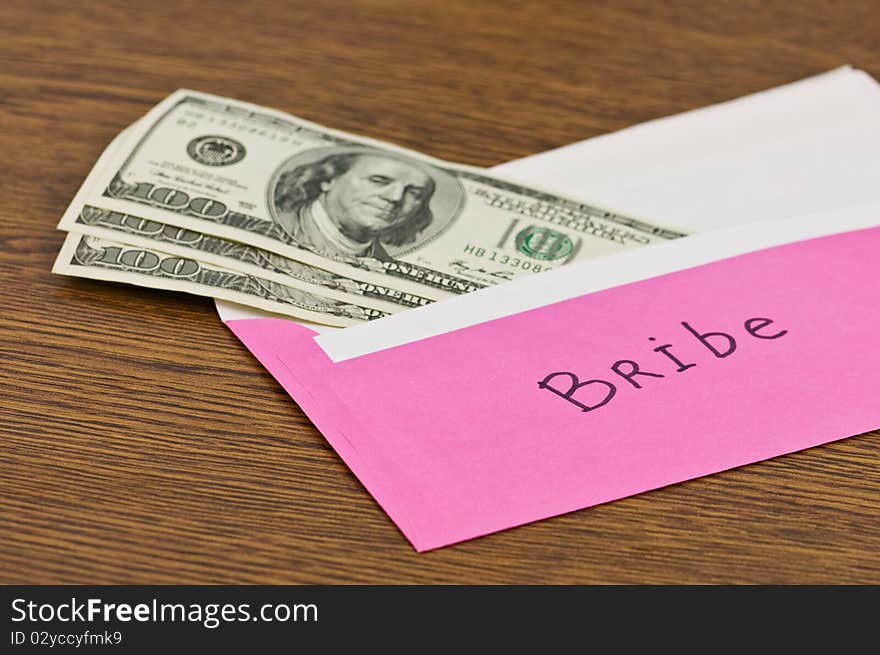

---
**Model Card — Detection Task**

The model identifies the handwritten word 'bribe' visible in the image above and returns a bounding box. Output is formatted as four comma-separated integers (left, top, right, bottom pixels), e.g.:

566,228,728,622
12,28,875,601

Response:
538,317,788,413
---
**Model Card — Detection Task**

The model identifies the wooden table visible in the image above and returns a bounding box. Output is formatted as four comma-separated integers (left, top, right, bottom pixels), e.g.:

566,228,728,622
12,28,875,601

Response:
2,0,878,584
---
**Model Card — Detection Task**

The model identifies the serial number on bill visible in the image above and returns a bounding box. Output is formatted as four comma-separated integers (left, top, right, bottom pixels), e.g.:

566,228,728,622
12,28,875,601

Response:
461,245,554,273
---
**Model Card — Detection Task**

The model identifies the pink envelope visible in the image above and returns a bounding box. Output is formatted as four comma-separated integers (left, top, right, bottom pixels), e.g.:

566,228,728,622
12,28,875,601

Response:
226,226,880,551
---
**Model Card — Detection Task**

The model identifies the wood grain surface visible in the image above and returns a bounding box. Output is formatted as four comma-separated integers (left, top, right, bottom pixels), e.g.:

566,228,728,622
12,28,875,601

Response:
1,0,878,584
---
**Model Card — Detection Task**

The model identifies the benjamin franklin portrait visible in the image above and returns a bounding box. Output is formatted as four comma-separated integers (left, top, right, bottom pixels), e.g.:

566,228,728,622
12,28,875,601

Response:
268,147,464,262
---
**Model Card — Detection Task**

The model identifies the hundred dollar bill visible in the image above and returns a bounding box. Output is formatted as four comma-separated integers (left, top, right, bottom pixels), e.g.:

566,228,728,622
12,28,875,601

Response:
63,90,686,300
60,122,426,314
52,233,385,326
67,205,433,313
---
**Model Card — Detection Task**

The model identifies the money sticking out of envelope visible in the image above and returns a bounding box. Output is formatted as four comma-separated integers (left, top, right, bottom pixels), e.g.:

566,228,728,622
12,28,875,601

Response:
217,66,880,550
48,62,880,550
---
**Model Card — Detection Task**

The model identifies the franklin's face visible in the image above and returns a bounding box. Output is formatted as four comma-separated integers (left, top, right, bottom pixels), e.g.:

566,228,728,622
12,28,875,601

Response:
320,155,432,242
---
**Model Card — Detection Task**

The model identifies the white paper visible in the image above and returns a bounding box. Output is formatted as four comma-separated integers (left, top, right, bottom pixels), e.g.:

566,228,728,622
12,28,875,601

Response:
497,66,880,233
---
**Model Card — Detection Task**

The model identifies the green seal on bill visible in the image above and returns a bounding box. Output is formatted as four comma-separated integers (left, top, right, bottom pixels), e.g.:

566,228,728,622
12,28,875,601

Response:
514,226,574,261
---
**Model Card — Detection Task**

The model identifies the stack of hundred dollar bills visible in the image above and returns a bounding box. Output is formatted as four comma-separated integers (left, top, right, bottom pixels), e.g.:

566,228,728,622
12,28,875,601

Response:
53,90,684,327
